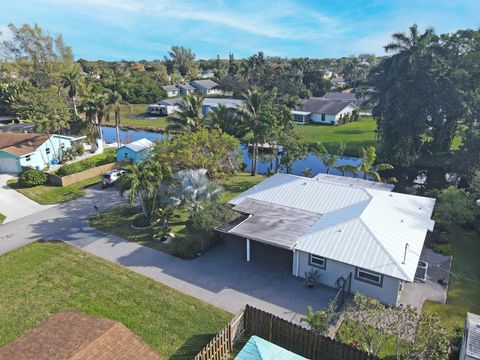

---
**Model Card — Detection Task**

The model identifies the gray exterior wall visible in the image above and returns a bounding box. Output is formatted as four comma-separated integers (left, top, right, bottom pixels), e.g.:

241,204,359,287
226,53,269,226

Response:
294,250,402,307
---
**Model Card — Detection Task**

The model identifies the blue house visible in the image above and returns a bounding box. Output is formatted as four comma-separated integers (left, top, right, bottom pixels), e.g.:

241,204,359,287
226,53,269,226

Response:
116,138,153,163
0,132,78,174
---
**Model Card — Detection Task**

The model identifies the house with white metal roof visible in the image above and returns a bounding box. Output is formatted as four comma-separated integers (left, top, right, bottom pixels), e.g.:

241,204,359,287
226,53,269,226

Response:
116,138,153,163
222,173,436,307
460,313,480,360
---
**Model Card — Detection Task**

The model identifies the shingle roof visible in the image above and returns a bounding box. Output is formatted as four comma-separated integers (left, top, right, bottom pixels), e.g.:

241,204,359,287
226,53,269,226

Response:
466,313,480,359
191,79,218,90
0,311,163,360
121,138,153,152
0,132,50,156
178,83,195,90
323,92,357,102
228,173,436,281
300,98,355,115
162,85,179,92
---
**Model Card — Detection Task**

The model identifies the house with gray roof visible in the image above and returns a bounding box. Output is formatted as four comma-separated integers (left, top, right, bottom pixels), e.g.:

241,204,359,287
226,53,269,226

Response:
162,85,180,97
298,97,358,125
460,313,480,360
147,97,184,116
201,98,244,115
178,83,195,96
220,173,436,307
323,92,358,103
191,79,220,95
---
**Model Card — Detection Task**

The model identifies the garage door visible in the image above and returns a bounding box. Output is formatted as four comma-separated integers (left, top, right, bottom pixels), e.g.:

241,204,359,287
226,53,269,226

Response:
0,158,19,173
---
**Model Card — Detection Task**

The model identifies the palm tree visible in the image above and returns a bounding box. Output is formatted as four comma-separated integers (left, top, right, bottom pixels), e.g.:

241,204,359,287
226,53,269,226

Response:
167,93,205,133
302,167,313,178
171,169,223,214
104,89,129,147
237,88,269,176
334,164,358,177
313,142,345,174
82,92,106,141
60,69,82,116
206,104,247,138
356,146,394,181
116,161,165,220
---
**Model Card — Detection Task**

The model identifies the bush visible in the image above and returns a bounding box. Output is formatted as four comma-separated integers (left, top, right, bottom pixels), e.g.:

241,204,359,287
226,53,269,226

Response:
187,202,235,235
433,243,452,256
132,214,151,228
56,163,83,176
19,169,48,187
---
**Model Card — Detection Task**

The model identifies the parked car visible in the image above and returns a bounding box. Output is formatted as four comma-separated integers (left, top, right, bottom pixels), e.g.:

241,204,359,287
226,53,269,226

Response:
102,169,125,188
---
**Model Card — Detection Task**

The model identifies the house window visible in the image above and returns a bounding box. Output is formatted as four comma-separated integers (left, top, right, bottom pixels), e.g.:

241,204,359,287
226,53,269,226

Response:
355,267,383,287
321,114,326,121
46,148,51,155
309,254,326,270
60,143,65,150
25,155,31,162
124,152,129,159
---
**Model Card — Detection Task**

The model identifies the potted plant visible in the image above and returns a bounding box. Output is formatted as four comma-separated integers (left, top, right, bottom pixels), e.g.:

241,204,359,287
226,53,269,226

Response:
303,269,321,288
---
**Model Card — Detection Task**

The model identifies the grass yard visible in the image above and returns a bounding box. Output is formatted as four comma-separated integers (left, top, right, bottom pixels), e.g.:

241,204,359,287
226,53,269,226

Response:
8,176,100,205
90,173,266,258
0,241,231,359
423,225,480,335
0,212,5,224
104,103,169,130
295,116,378,156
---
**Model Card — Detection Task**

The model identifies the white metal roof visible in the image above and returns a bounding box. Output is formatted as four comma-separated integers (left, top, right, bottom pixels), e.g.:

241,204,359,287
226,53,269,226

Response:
121,138,153,152
466,313,480,359
229,173,436,281
313,173,395,191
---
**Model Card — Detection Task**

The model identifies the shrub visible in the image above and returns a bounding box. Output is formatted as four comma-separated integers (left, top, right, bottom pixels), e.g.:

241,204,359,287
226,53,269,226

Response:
19,169,48,187
433,243,452,256
187,202,235,235
56,163,83,176
132,214,151,228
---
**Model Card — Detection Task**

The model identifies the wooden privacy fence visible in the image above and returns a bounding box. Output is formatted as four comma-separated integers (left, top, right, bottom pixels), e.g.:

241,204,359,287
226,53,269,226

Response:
194,305,378,360
47,161,127,187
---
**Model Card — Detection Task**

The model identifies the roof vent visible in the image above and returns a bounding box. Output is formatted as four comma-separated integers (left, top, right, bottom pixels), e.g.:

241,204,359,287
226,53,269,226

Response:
302,181,307,185
389,194,393,197
400,219,404,223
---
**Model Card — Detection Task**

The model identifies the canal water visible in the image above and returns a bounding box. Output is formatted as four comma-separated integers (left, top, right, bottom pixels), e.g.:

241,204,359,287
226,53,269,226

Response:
101,126,363,177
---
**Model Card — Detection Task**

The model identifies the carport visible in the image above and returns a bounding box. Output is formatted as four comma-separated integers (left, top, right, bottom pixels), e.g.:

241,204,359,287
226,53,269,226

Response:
219,198,322,271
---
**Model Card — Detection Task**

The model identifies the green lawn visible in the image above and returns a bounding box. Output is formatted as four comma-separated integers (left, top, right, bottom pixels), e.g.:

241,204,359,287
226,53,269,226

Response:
104,103,169,130
0,241,231,359
90,173,266,258
295,116,378,156
55,148,116,175
8,176,101,205
0,213,5,224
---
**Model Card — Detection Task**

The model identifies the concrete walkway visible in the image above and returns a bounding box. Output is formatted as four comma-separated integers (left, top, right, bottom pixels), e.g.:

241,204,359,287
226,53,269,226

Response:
0,174,55,224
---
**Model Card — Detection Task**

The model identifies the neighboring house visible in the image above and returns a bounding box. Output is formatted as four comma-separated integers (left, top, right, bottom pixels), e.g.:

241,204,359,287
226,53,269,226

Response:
162,85,180,97
201,69,216,79
460,313,480,360
221,173,436,307
191,79,220,95
0,311,162,360
291,110,311,124
0,132,78,174
298,98,358,125
201,98,244,116
116,138,153,163
236,336,307,360
323,91,358,105
147,98,184,116
178,83,195,96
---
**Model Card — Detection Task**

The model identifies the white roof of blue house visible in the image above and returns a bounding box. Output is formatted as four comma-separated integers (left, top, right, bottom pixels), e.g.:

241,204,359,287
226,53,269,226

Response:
228,173,436,282
466,313,480,359
121,138,153,152
235,336,307,360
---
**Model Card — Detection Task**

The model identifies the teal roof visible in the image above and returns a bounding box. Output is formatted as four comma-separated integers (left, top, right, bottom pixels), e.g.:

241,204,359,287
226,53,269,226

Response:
235,336,308,360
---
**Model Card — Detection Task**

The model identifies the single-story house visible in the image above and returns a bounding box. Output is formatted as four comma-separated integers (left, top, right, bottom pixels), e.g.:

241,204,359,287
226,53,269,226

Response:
291,110,311,124
298,97,358,125
323,91,359,105
162,85,180,97
147,98,183,116
201,98,244,116
191,79,220,95
221,173,436,307
0,311,162,360
236,336,307,360
0,132,78,173
116,138,153,163
460,313,480,360
178,83,195,96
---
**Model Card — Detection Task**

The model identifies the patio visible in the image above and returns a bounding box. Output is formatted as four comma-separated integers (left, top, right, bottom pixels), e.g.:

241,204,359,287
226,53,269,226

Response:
398,248,453,312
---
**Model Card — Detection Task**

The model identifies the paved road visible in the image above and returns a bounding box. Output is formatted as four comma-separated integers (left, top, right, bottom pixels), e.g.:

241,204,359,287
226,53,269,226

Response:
0,174,55,224
0,184,336,323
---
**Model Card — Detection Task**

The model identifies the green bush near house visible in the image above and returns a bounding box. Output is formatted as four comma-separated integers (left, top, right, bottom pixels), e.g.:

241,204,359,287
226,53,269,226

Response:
56,148,116,177
433,242,453,256
19,168,48,187
0,213,5,224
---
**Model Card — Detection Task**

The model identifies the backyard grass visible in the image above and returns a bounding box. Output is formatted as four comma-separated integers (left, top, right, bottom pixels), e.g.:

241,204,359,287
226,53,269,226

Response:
0,213,5,224
8,176,100,205
90,173,266,258
295,116,378,156
0,241,231,359
104,103,169,130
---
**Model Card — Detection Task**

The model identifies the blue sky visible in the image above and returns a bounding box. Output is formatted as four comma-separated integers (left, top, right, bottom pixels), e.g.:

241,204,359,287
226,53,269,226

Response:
1,0,479,60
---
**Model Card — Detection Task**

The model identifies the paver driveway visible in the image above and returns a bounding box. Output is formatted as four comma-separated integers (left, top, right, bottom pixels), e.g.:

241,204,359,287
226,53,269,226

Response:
0,174,54,224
